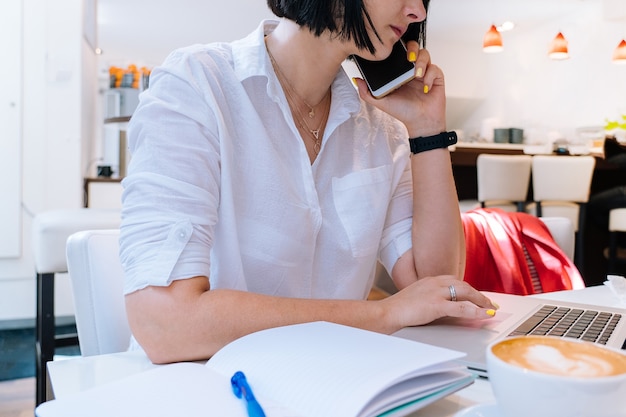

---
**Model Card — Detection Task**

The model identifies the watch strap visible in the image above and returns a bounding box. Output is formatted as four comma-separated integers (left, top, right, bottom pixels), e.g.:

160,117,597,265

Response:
409,131,458,154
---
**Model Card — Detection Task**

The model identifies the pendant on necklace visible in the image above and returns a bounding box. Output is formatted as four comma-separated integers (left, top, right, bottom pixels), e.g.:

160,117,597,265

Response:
311,129,320,139
308,109,315,119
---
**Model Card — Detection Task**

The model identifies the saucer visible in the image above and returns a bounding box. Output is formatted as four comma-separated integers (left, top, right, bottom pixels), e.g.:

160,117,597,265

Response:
453,403,501,417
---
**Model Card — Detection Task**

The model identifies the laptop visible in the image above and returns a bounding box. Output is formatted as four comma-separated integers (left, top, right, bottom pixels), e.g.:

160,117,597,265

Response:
393,291,626,377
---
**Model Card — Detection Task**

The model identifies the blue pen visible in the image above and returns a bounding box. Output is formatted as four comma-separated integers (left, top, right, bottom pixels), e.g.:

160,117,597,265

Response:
231,371,266,417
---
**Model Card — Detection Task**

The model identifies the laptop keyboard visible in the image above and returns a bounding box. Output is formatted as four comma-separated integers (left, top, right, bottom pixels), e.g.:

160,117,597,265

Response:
508,304,622,345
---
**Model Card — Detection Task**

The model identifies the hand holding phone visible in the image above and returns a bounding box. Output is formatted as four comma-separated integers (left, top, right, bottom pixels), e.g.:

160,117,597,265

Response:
351,41,416,99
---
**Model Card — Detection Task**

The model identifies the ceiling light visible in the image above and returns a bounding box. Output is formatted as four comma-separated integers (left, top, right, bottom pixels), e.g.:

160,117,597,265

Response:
612,39,626,65
548,32,569,60
483,25,503,53
498,21,515,32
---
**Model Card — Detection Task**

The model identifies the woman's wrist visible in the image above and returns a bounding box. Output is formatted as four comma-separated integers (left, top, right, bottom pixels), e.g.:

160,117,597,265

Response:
405,123,446,139
409,132,457,154
376,296,405,334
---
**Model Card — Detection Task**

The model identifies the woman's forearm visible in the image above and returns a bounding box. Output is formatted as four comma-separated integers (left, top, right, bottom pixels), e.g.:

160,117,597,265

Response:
409,148,465,279
125,276,391,364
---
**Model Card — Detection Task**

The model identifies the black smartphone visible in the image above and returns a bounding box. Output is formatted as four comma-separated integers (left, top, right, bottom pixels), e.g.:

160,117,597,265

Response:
351,40,416,99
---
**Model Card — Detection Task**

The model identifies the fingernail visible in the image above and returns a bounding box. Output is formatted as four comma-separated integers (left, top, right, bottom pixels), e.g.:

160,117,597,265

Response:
416,67,423,77
423,85,429,94
351,77,358,87
409,52,417,62
486,309,496,317
492,301,500,310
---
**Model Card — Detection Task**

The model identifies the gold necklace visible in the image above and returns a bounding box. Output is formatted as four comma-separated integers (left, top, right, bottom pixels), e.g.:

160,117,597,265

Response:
266,40,331,154
286,78,330,148
290,91,331,154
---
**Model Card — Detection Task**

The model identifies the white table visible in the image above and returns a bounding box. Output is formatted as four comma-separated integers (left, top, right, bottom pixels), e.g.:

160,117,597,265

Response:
46,285,624,417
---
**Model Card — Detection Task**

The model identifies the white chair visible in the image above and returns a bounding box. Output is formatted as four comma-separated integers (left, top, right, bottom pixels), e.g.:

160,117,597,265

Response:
539,216,575,261
527,155,596,271
458,154,532,213
476,154,532,212
65,229,131,356
32,208,121,405
608,208,626,273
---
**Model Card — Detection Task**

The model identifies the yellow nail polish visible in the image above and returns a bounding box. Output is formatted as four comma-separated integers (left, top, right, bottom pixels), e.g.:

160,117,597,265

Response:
423,85,429,94
486,309,496,317
492,301,500,310
351,77,358,87
409,51,417,62
416,67,423,77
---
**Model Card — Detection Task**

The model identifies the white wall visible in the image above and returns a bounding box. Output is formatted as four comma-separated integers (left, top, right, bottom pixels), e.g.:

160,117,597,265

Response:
96,1,276,70
428,1,626,141
0,0,96,322
0,1,22,259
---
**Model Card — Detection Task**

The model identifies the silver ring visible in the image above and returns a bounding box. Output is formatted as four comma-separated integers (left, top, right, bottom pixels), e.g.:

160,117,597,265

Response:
448,285,457,302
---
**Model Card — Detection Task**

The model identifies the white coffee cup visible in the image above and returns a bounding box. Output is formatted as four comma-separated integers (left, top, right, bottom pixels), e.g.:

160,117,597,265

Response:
486,335,626,417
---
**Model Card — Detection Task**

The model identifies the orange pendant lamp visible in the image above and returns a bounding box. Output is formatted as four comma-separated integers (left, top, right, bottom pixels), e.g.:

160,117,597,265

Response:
483,25,503,53
613,39,626,65
548,32,569,60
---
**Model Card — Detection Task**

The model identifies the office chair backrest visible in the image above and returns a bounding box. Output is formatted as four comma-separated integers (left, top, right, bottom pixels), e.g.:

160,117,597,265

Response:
477,154,532,211
529,155,596,270
531,155,596,203
66,229,131,356
539,216,575,261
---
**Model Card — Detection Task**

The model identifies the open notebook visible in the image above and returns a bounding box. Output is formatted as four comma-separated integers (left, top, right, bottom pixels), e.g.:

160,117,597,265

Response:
394,291,626,377
36,322,475,417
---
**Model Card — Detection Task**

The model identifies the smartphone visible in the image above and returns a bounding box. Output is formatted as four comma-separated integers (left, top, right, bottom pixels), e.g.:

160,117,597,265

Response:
351,40,416,99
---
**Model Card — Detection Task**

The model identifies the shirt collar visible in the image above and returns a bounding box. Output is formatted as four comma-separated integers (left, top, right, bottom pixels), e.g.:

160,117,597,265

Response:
231,20,277,82
231,20,361,117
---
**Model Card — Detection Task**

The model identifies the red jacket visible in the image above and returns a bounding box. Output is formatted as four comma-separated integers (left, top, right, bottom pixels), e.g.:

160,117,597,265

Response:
462,208,585,295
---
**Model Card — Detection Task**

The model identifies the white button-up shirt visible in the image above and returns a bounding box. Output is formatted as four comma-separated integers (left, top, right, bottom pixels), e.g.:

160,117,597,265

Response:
120,20,414,300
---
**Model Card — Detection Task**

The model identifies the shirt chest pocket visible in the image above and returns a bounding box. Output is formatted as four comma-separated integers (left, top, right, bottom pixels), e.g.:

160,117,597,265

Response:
332,165,393,258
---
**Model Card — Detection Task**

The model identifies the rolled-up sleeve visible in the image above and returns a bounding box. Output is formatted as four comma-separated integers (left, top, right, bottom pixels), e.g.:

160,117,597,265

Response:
119,51,221,294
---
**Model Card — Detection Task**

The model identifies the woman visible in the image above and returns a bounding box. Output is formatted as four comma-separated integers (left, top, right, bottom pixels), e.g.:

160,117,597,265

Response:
120,0,497,364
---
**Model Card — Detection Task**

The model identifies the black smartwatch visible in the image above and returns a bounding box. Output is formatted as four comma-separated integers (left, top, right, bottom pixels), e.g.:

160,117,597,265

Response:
409,131,458,154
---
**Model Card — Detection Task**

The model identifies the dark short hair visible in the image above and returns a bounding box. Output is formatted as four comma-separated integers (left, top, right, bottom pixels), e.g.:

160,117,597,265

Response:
267,0,430,54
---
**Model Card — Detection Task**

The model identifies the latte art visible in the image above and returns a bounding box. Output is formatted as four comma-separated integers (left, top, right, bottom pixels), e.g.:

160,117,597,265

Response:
520,344,614,377
493,336,626,377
